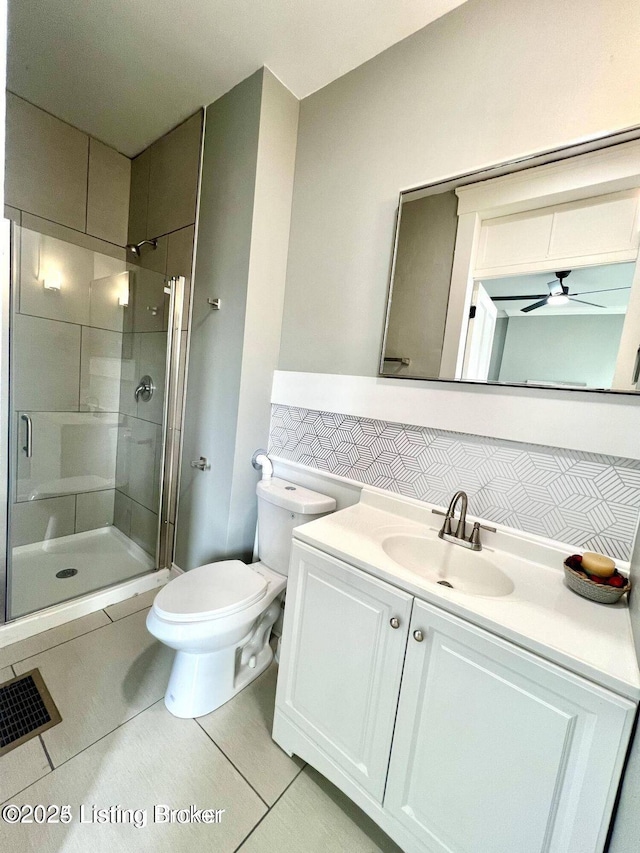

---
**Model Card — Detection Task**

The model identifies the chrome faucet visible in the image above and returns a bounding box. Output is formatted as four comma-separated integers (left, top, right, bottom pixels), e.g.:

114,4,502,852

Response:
433,491,496,551
441,490,468,538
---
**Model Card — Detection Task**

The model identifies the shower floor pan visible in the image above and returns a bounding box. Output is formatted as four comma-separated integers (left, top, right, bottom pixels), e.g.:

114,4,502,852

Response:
10,526,155,619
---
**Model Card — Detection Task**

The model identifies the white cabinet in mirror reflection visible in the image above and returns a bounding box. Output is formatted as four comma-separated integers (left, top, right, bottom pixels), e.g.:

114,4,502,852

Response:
474,191,640,276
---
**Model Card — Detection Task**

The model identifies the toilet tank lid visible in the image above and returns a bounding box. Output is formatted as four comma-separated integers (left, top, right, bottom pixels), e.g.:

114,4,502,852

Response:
256,478,336,514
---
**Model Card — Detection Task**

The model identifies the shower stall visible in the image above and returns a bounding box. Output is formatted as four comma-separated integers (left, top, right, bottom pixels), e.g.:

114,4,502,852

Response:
0,220,186,621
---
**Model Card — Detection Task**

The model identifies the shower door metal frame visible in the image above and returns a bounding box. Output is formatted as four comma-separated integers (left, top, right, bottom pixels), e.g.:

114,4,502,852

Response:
0,218,12,626
0,228,186,623
157,274,185,570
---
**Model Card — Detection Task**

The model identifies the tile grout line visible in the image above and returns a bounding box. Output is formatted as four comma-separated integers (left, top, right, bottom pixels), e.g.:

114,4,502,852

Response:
194,719,270,810
48,696,166,772
84,137,90,234
17,312,130,335
1,619,111,669
105,599,155,621
53,696,166,779
1,606,148,669
231,764,306,853
78,324,83,421
14,208,126,253
1,698,166,806
116,485,161,516
38,735,55,771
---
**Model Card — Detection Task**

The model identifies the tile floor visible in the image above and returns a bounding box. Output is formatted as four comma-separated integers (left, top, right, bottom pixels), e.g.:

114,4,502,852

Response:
0,590,402,852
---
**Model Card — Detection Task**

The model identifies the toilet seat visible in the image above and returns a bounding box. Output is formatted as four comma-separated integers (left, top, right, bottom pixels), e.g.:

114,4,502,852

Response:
153,560,268,623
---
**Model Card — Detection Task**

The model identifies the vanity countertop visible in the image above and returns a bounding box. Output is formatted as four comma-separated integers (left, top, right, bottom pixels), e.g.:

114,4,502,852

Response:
292,487,640,701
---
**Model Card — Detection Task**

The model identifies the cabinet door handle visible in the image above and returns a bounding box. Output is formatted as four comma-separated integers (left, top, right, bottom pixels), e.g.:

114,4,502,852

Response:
413,629,424,642
389,617,400,629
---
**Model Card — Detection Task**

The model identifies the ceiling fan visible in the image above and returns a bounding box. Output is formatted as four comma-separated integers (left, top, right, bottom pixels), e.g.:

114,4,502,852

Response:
490,270,629,313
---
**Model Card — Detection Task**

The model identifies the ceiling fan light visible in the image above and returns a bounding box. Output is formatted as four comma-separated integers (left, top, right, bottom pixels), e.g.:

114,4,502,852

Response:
547,294,569,306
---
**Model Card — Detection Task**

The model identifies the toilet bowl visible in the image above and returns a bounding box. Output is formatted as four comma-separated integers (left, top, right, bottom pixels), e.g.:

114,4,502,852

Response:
147,477,335,718
147,561,286,717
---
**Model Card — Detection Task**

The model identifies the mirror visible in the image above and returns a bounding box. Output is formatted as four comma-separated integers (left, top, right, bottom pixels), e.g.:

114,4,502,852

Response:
380,130,640,393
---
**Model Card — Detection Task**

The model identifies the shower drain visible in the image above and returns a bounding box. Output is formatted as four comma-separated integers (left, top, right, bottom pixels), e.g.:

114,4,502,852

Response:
56,568,78,579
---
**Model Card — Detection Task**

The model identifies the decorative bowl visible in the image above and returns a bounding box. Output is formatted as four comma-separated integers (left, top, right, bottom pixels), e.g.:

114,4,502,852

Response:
563,560,630,605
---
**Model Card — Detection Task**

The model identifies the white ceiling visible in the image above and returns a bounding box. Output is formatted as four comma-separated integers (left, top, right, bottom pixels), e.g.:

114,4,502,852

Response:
482,264,635,317
8,0,467,157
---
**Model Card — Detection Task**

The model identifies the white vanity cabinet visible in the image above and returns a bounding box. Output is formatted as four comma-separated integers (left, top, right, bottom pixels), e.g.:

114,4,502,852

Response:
273,542,636,853
274,541,413,801
385,599,634,853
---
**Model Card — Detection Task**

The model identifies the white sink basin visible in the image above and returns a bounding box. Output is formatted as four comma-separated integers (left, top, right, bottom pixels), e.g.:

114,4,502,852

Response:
382,533,515,598
291,487,640,699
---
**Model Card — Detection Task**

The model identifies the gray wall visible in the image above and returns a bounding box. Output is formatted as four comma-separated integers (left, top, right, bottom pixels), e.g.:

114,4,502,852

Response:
384,191,457,377
278,0,640,377
488,316,508,382
273,1,640,843
175,69,298,571
497,313,625,388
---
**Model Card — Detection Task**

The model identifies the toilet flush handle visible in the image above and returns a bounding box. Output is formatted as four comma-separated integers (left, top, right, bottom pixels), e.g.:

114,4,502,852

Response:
190,457,211,471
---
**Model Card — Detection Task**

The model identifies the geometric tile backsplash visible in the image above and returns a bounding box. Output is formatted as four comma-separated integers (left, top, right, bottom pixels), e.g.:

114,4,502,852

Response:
269,405,640,561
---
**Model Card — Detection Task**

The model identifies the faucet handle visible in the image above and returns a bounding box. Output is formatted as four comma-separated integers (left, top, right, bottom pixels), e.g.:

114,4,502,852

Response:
469,520,497,547
432,508,453,534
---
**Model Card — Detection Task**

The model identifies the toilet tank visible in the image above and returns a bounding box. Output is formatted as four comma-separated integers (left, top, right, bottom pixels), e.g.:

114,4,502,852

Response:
256,478,336,575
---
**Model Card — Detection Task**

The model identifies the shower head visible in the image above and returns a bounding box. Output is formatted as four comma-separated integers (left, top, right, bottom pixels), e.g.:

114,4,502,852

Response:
126,239,158,256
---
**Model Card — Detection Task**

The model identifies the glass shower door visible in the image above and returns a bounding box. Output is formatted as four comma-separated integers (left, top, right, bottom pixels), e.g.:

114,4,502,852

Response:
5,223,183,620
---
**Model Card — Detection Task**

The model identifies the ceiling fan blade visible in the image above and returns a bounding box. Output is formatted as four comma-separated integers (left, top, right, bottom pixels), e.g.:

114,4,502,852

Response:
569,298,605,308
568,286,631,296
521,298,549,313
491,294,549,301
493,285,630,303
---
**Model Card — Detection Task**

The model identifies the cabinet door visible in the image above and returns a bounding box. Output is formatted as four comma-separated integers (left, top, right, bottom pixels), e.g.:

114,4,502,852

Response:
276,542,413,802
385,599,635,853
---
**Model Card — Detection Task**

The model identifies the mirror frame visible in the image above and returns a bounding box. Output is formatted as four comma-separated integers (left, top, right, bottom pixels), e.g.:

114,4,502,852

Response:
379,124,640,396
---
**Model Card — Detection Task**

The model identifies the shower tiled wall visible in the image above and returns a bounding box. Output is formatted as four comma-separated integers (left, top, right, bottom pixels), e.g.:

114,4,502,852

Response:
12,228,128,547
7,97,200,560
269,405,640,561
113,265,168,557
6,94,132,551
12,228,168,556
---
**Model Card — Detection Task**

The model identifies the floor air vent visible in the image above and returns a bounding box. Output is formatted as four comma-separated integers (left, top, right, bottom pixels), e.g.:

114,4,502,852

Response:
0,668,62,756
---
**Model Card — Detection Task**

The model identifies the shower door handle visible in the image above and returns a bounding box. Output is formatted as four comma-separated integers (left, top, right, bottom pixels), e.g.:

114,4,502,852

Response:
21,413,33,458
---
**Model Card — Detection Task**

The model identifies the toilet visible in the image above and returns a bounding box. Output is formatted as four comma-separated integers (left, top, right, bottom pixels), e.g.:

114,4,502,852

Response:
146,478,335,718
